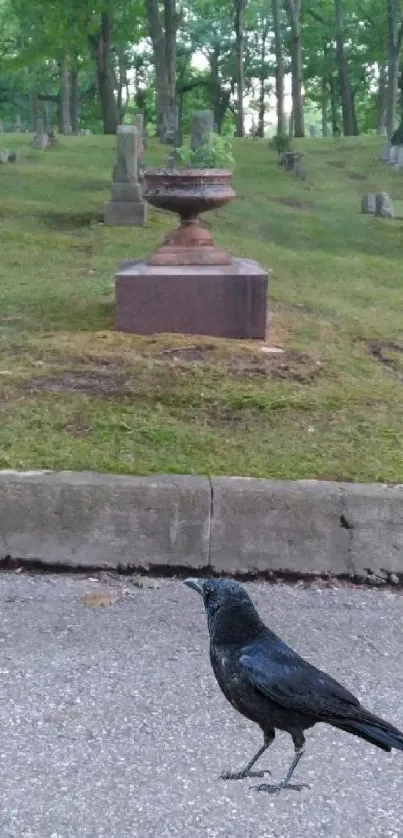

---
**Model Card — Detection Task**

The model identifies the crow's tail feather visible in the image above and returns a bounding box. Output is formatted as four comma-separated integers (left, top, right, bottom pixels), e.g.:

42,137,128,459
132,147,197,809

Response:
335,713,403,753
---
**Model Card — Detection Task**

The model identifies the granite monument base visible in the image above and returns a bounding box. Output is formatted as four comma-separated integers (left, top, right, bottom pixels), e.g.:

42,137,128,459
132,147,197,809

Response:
104,200,147,226
115,257,268,339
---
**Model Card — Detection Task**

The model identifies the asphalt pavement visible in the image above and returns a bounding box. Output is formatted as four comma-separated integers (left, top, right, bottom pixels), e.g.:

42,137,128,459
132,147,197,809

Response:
1,572,402,838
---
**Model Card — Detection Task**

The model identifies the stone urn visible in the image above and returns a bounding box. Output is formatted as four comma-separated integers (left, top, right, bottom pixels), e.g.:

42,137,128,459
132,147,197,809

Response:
143,168,236,266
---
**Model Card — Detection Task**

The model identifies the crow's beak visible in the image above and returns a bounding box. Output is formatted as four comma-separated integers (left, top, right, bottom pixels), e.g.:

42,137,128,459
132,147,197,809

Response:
184,577,204,596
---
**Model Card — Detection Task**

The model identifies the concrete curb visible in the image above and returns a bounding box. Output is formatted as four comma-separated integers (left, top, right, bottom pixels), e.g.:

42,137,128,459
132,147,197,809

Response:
0,471,402,576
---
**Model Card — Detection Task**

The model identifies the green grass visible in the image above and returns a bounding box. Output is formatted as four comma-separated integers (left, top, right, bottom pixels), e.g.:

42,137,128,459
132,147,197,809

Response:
0,132,403,480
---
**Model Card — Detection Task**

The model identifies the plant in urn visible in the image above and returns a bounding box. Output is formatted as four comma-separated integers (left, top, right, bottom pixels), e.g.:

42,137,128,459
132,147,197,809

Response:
143,135,236,266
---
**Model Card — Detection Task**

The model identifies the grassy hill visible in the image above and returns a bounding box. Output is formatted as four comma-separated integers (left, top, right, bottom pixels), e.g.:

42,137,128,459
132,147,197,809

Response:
0,132,402,481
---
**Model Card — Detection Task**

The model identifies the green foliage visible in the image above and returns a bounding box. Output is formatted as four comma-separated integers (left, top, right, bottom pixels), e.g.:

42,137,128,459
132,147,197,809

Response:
268,133,291,155
174,133,235,169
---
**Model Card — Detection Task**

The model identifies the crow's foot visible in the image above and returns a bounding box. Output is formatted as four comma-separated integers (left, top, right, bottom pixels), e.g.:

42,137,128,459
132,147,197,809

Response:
252,781,309,794
220,768,271,781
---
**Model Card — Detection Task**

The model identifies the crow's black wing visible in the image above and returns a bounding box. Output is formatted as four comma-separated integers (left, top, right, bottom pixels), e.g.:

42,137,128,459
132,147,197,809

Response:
239,641,360,722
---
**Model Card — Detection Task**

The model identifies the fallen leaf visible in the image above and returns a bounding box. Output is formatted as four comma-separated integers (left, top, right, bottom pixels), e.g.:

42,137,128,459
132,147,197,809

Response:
81,593,120,608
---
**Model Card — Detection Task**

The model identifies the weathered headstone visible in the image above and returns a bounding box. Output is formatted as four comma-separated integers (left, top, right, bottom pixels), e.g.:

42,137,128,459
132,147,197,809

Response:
162,105,179,144
375,192,395,218
361,193,376,214
308,124,317,137
381,141,391,163
47,127,58,147
32,118,50,149
133,111,147,150
104,125,147,226
390,145,400,165
0,149,10,163
394,146,403,168
191,110,214,151
279,151,303,172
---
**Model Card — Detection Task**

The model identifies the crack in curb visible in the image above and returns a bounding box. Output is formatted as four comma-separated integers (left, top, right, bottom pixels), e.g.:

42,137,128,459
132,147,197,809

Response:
207,476,214,571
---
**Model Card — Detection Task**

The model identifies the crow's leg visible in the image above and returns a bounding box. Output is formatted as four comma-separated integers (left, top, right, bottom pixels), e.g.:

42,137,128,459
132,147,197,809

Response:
253,731,309,793
220,729,275,780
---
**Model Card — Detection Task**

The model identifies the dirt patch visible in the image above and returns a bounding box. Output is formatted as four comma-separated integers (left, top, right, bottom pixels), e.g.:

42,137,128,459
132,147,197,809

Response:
160,343,322,383
228,350,323,383
72,180,109,192
273,197,317,211
39,210,104,230
161,344,216,363
367,340,403,379
23,368,131,398
347,171,367,181
63,421,93,437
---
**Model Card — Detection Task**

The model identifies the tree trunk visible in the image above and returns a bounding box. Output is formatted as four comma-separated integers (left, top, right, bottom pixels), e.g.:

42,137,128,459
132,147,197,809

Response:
257,21,269,136
208,49,231,134
376,63,388,133
328,70,339,134
386,1,403,136
70,69,78,133
258,75,265,137
334,0,355,135
29,89,38,133
284,0,304,137
59,56,72,134
146,0,178,141
321,42,329,137
271,0,285,135
89,11,119,134
321,78,328,137
234,0,247,137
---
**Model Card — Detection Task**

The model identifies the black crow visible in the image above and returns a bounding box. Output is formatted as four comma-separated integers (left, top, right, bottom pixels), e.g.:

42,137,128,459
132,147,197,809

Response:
185,578,403,793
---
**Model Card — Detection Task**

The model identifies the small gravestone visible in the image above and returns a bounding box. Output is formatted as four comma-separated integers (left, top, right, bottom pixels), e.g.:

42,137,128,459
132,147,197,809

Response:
14,115,22,133
162,105,179,144
0,149,10,163
191,110,214,151
279,151,303,172
361,193,376,214
308,124,317,138
375,192,395,218
381,141,391,163
32,118,50,149
390,145,399,165
104,125,147,226
47,127,57,147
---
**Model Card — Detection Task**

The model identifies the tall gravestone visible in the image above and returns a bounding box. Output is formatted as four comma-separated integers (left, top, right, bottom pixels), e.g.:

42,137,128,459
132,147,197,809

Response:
162,105,179,144
361,193,376,214
104,125,147,226
133,111,147,150
381,141,391,163
32,117,50,149
191,110,214,151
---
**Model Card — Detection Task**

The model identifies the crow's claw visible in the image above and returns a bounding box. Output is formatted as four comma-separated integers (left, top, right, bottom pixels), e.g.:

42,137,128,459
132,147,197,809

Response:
220,768,271,781
252,781,310,794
